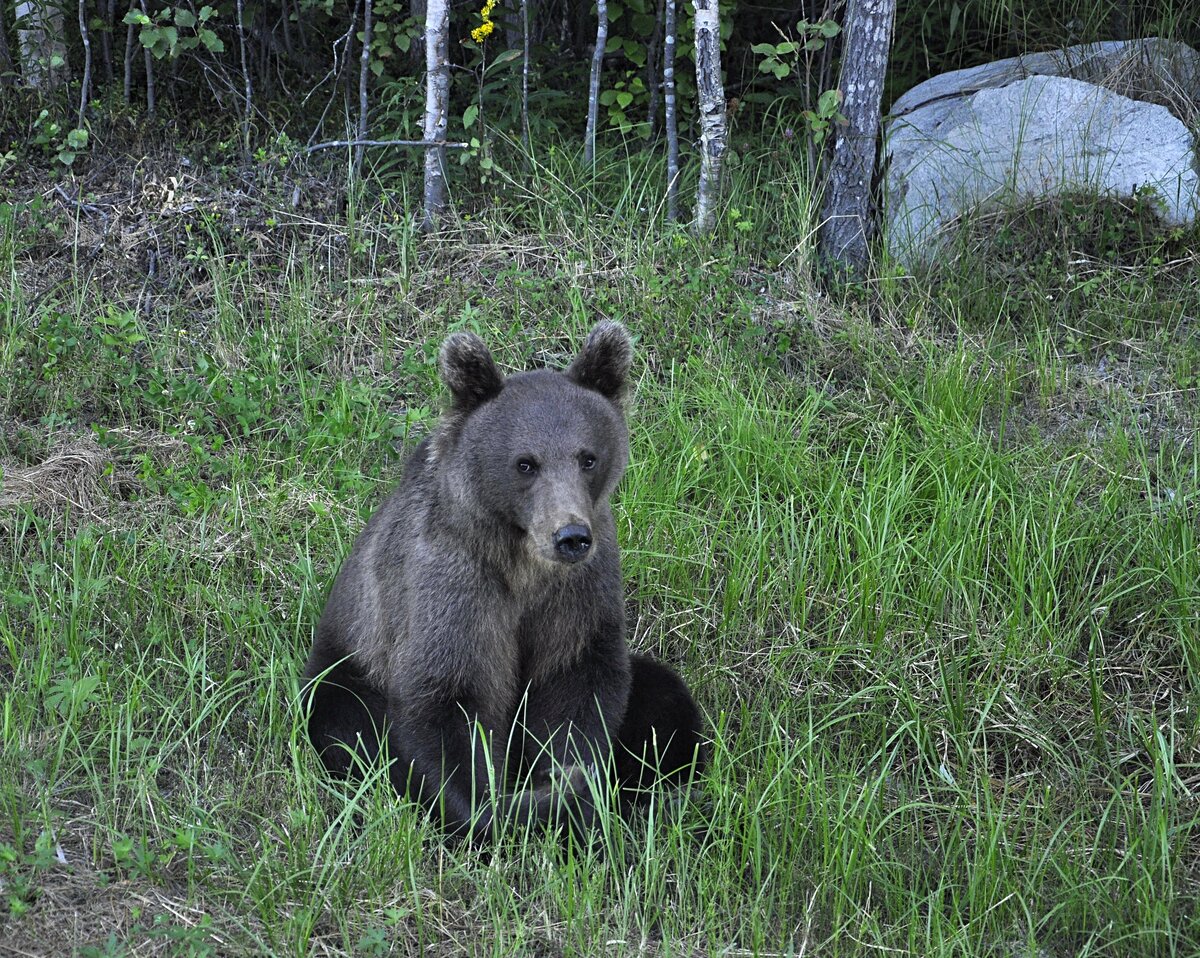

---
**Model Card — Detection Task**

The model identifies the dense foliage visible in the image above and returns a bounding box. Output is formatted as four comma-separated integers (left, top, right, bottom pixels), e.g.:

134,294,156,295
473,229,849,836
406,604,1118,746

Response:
2,0,1196,185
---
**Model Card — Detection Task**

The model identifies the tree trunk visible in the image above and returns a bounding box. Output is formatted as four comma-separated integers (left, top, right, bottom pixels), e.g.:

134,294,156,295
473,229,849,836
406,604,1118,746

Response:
0,0,15,81
15,0,69,89
122,0,134,102
520,0,530,151
421,0,450,231
236,0,253,153
582,0,607,164
138,0,154,115
818,0,896,276
692,0,725,233
645,0,663,140
663,0,679,221
354,0,373,174
77,0,92,124
99,0,113,83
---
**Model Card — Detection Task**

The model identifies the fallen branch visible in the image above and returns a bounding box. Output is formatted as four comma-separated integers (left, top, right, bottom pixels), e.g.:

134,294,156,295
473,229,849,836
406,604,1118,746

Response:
306,138,468,153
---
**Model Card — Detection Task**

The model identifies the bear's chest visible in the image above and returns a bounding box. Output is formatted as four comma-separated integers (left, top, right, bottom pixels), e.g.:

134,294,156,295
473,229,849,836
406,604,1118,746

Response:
514,593,590,688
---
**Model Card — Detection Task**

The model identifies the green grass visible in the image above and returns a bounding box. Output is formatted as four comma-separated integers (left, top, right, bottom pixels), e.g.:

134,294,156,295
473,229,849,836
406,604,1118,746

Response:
1,146,1199,956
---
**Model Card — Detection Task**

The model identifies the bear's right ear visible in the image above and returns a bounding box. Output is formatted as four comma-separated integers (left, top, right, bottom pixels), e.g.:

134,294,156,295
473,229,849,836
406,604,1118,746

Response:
439,331,504,410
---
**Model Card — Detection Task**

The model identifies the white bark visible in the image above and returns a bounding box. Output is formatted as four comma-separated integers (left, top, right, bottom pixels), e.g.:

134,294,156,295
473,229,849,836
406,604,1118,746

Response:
663,0,679,221
354,0,373,173
583,0,607,164
692,0,726,233
819,0,897,274
421,0,450,231
521,0,530,151
15,0,68,89
237,0,253,153
77,0,91,125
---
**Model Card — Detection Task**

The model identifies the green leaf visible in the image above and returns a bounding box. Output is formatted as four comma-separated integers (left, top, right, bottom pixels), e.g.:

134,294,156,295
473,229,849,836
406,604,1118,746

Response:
200,29,224,52
750,42,777,55
490,49,522,66
66,128,88,149
199,5,216,21
817,88,843,115
174,8,196,27
616,91,634,109
463,103,479,128
818,19,841,37
772,62,790,79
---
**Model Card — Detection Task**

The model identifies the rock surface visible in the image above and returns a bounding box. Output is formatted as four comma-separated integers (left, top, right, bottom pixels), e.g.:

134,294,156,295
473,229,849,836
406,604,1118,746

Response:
884,39,1200,266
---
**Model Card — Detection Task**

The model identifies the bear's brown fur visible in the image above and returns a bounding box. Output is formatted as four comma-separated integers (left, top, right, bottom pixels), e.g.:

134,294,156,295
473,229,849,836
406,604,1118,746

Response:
301,322,704,840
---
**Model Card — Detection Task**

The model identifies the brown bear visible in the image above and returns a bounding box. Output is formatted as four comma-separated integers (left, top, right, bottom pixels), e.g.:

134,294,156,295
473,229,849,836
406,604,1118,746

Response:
301,321,704,841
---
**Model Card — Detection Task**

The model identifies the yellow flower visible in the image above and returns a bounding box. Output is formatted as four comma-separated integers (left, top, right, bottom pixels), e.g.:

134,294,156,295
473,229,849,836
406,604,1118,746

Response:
471,0,497,43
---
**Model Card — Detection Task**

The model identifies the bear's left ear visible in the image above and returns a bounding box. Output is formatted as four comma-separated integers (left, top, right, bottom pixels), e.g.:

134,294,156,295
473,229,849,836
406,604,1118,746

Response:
566,321,633,407
439,331,505,410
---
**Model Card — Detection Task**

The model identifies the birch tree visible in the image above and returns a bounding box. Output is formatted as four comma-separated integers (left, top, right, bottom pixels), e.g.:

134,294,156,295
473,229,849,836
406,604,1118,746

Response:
354,0,373,173
15,0,69,88
76,0,91,123
663,0,679,221
692,0,725,233
583,0,608,164
818,0,896,275
421,0,451,230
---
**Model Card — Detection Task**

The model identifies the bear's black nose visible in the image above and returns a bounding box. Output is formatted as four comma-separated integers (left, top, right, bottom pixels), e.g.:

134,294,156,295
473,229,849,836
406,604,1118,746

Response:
554,524,592,562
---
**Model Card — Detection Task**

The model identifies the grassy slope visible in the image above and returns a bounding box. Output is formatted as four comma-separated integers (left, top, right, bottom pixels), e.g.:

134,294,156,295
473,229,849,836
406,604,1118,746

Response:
1,147,1198,956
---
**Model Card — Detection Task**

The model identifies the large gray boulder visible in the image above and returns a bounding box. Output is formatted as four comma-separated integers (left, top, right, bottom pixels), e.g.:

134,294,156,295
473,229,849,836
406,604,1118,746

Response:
885,39,1200,266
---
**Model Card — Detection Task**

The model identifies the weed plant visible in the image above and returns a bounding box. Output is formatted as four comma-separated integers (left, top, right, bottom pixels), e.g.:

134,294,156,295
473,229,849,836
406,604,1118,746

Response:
1,142,1199,956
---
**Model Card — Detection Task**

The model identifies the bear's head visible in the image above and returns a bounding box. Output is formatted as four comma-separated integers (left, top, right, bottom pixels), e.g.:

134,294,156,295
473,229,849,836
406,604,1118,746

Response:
434,322,633,569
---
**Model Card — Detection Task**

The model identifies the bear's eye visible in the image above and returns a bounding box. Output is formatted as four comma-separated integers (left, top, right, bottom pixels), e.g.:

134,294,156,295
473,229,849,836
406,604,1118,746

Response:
580,454,597,471
516,458,538,475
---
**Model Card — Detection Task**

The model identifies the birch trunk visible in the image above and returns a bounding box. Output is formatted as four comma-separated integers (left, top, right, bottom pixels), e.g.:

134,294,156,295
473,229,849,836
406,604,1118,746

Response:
77,0,91,124
520,0,530,151
421,0,450,231
236,0,253,153
818,0,896,275
15,0,68,89
662,0,679,221
354,0,373,174
691,0,725,233
582,0,607,164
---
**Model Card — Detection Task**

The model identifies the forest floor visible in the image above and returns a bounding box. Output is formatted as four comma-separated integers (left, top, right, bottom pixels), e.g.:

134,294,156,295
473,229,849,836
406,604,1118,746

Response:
2,134,1200,956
